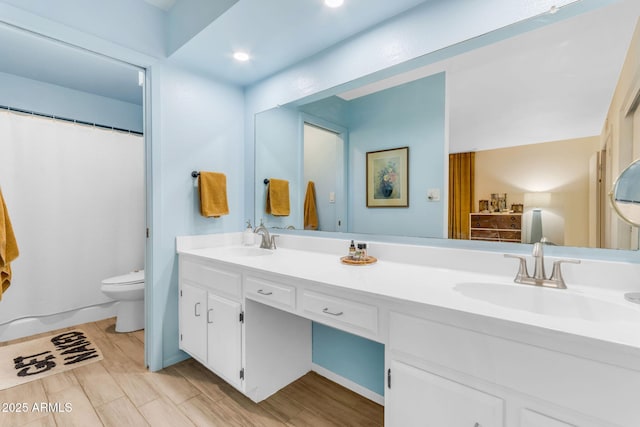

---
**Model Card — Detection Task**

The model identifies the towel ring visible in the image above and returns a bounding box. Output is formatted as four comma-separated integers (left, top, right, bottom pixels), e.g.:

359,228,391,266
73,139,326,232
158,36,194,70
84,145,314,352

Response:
264,179,270,185
191,171,200,178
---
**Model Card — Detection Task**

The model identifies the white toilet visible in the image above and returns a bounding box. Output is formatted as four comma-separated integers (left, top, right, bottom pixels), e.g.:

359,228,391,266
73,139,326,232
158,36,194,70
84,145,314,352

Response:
101,269,145,333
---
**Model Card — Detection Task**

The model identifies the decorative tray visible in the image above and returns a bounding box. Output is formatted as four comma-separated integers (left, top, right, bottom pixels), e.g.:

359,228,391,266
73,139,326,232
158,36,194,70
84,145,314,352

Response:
340,256,378,266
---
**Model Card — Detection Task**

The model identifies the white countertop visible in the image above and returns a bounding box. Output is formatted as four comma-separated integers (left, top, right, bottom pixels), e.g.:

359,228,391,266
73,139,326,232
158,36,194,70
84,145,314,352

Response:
177,233,640,367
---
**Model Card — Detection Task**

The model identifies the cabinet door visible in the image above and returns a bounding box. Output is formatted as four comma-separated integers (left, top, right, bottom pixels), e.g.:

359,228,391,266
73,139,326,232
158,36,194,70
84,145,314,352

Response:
386,359,504,427
207,292,243,389
179,282,207,362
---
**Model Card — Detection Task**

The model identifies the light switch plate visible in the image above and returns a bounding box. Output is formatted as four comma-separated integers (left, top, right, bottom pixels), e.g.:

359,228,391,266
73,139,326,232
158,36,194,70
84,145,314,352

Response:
427,188,440,201
329,192,336,203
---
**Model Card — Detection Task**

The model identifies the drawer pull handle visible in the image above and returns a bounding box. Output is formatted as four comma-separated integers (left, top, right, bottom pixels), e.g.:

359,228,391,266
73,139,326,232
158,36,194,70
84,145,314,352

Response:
257,289,273,296
207,308,213,324
322,307,343,316
194,302,201,317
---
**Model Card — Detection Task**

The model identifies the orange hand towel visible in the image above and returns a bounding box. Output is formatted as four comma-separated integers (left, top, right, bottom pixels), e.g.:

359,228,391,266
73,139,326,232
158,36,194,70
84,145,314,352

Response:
304,181,318,230
198,172,229,218
265,178,290,216
0,188,19,300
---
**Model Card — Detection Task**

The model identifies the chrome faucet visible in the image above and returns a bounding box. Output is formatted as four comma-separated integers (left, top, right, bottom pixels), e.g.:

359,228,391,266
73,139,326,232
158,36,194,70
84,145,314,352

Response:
505,242,580,289
531,242,546,281
254,221,278,249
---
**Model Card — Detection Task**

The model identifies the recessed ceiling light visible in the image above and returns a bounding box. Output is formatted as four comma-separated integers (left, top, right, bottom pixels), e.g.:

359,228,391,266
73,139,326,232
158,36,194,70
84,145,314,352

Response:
233,51,250,62
325,0,344,8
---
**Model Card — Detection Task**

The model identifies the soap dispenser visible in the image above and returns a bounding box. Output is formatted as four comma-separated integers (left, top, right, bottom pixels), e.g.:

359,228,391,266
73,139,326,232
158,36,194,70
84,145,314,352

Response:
243,220,255,246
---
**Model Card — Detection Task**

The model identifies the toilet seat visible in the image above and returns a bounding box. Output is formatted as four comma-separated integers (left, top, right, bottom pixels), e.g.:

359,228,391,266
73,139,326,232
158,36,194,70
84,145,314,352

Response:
101,282,144,294
102,270,144,286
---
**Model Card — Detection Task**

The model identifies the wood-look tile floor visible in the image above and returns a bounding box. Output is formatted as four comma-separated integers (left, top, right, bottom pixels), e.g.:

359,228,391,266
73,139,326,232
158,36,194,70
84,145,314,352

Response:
0,318,383,427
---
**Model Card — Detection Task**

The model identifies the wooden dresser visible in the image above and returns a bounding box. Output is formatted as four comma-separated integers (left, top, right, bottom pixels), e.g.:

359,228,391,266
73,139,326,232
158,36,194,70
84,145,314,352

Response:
469,212,522,243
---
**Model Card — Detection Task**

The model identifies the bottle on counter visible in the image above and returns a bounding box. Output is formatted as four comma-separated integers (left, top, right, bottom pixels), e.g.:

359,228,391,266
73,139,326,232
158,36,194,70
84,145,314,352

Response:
349,240,356,259
243,220,255,246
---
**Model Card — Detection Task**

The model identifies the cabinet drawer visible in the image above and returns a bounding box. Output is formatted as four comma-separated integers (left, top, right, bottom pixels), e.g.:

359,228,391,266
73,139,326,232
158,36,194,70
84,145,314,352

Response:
470,229,499,239
302,291,378,335
181,257,241,299
470,215,496,228
498,230,521,241
496,215,521,229
245,276,296,311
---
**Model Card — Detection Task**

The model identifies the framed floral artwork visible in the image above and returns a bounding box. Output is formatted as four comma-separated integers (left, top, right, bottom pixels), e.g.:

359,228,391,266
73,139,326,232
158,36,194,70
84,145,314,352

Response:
366,147,409,207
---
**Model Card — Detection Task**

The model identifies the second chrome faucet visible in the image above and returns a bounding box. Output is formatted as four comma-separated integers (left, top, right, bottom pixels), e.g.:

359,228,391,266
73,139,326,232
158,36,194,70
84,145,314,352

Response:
505,242,580,289
254,221,278,249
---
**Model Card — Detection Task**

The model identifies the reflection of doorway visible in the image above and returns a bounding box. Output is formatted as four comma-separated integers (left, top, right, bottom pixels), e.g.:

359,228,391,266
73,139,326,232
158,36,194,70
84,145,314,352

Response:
303,121,347,232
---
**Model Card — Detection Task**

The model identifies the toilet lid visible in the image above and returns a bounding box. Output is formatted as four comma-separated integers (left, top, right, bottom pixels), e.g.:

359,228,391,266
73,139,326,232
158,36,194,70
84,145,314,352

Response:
102,269,144,285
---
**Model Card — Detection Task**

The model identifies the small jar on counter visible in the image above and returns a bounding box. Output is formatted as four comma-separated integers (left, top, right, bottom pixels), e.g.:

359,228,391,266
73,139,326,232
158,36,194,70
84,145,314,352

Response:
357,243,367,259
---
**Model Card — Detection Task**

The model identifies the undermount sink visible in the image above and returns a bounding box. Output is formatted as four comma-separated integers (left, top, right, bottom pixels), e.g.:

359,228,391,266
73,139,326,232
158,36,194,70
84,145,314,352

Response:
453,282,639,322
225,246,274,257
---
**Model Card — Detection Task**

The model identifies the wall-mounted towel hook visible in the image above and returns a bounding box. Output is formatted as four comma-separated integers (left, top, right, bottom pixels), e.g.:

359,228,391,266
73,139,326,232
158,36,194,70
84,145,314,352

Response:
264,179,270,185
191,171,200,178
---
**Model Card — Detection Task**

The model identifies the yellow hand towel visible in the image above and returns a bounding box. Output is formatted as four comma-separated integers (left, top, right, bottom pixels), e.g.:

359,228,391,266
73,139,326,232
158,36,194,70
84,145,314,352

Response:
304,181,318,230
198,172,229,218
265,178,290,216
0,188,19,301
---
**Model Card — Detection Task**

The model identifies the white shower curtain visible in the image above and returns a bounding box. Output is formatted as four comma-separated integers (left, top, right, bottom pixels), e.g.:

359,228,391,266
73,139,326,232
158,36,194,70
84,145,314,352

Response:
0,110,144,332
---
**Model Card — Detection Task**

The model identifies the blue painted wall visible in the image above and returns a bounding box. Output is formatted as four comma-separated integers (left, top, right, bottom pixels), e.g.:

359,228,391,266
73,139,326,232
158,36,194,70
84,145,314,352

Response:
148,62,245,369
256,72,446,238
312,323,385,396
0,71,143,133
348,72,446,237
254,106,301,229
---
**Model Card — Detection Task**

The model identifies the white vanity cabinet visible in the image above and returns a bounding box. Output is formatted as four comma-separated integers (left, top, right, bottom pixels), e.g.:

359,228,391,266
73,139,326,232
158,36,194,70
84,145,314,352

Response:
178,256,244,389
386,359,504,427
179,255,312,402
178,281,208,362
176,236,640,426
387,310,640,427
206,292,243,389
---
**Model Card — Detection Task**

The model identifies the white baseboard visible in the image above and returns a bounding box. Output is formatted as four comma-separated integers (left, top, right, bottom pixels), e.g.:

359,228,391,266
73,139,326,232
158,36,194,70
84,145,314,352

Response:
312,363,385,406
0,302,118,342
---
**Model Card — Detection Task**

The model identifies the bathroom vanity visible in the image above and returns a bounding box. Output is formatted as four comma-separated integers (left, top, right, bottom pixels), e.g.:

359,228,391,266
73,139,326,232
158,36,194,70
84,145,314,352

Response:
177,233,640,427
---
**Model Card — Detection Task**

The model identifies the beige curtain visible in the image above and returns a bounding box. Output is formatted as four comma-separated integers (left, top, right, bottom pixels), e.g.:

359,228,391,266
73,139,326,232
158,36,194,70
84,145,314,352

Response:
448,152,475,239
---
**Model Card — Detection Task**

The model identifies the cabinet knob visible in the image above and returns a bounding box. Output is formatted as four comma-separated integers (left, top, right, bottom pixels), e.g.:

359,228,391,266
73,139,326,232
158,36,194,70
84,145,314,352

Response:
474,423,481,427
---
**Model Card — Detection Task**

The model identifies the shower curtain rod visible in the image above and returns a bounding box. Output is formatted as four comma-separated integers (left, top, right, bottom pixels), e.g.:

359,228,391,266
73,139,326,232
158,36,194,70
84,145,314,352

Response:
0,104,143,136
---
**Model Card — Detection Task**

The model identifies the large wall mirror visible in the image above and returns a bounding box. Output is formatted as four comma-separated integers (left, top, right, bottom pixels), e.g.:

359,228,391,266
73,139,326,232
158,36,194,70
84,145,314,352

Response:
255,0,640,251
